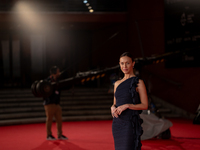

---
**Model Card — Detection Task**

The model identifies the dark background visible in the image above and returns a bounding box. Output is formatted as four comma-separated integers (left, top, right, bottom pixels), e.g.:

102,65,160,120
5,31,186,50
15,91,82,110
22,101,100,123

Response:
164,0,200,68
0,0,199,114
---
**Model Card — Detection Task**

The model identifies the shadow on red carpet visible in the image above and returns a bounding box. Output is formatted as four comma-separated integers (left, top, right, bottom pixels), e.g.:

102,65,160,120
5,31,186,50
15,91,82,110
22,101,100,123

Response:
32,140,86,150
0,119,199,150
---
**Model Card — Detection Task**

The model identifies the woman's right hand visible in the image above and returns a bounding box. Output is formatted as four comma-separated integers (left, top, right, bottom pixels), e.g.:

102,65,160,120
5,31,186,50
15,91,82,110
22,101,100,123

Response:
111,105,118,118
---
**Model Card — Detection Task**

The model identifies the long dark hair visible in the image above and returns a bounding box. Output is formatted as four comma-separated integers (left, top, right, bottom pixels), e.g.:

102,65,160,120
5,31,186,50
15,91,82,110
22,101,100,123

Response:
119,52,134,62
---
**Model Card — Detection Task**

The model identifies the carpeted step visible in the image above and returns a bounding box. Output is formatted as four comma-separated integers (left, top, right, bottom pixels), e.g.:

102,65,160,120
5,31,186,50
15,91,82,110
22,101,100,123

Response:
0,87,113,125
1,88,190,126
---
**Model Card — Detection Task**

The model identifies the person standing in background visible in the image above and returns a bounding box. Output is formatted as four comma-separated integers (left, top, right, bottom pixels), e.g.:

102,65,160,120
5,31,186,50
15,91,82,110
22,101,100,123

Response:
43,66,68,140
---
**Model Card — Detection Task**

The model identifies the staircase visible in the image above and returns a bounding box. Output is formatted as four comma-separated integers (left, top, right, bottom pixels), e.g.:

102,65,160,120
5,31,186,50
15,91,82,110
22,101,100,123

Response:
0,87,113,126
150,95,195,119
0,88,195,126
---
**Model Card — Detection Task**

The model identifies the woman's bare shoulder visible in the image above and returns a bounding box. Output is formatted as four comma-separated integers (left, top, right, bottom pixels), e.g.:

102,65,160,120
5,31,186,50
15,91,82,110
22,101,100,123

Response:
138,79,144,84
114,79,122,87
137,79,146,89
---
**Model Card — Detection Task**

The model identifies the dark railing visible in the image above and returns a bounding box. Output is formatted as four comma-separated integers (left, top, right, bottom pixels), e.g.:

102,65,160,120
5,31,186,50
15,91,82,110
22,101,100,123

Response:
142,69,183,88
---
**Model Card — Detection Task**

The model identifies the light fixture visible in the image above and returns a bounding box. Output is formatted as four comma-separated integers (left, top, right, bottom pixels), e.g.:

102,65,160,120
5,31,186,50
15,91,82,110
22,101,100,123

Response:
89,9,94,13
83,0,88,4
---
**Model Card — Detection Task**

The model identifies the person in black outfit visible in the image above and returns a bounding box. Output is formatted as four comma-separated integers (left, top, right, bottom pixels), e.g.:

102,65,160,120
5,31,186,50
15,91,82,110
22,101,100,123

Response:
43,66,68,140
111,52,148,150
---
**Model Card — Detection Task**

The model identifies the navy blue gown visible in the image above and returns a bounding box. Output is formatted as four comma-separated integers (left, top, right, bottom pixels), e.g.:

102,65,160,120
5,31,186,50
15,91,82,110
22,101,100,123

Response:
112,77,143,150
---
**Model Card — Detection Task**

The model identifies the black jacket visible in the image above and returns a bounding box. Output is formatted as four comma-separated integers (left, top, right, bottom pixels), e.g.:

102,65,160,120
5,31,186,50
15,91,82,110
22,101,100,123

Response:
43,76,61,105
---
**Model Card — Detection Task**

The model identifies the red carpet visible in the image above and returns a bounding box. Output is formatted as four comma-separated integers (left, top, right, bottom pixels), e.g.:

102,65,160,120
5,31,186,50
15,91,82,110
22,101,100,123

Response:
0,119,200,150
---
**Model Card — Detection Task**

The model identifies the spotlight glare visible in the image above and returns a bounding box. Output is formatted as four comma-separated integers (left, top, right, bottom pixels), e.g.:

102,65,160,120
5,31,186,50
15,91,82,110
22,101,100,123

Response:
89,9,94,13
86,3,90,6
83,0,88,4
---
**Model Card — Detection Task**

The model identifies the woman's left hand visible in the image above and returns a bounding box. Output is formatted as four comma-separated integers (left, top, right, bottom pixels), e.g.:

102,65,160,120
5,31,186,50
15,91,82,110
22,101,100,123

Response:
114,104,129,115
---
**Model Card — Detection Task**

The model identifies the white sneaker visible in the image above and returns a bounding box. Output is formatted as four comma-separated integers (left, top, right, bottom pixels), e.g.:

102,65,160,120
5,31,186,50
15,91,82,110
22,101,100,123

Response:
58,135,68,140
47,135,56,140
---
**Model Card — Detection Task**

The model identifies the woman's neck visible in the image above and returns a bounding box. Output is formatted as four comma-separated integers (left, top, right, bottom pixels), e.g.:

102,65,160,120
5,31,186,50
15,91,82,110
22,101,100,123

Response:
123,73,136,80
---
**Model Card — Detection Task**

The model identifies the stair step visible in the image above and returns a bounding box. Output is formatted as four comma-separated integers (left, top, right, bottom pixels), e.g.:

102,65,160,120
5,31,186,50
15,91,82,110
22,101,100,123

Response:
0,88,190,126
0,109,111,120
0,104,111,114
0,87,113,126
0,115,113,126
0,88,109,94
0,99,112,107
157,108,171,113
155,103,162,108
159,113,182,118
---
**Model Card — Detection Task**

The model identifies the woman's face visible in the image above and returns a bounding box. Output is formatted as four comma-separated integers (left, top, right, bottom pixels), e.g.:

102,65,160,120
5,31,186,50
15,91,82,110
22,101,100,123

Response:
119,56,135,74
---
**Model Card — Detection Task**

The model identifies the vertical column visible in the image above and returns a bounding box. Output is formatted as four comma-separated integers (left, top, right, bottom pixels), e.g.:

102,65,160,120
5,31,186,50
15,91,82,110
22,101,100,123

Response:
1,40,10,80
30,35,46,79
0,39,4,87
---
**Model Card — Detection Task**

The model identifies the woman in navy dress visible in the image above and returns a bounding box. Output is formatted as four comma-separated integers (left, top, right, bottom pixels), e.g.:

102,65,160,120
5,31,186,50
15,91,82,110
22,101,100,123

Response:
111,52,148,150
